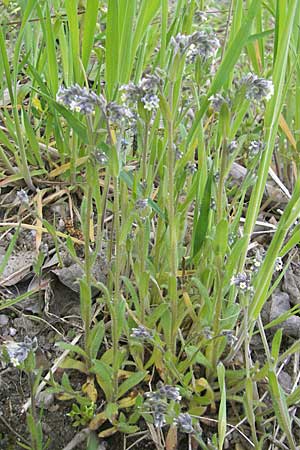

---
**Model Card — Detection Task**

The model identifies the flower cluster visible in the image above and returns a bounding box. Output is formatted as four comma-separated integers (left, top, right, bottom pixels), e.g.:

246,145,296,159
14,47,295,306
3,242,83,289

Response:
221,330,238,346
144,382,182,428
209,93,230,112
121,73,162,113
135,198,149,210
175,146,183,161
274,257,283,272
93,151,108,165
231,272,252,292
228,140,238,154
130,325,152,340
157,382,182,402
249,140,265,157
187,31,220,62
106,101,136,128
17,189,29,205
2,336,38,367
170,33,190,55
171,31,220,62
174,413,194,434
240,73,274,102
247,247,265,272
185,162,197,174
56,84,104,115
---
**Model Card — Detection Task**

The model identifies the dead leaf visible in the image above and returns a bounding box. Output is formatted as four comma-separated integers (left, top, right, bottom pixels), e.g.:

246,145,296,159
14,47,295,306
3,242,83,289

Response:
82,376,98,402
166,425,177,450
49,157,89,178
89,411,107,431
98,426,117,438
52,254,108,293
118,394,138,408
0,251,35,286
35,189,43,251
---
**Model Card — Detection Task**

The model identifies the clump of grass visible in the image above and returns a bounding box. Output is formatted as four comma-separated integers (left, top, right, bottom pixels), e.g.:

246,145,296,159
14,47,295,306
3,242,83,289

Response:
1,1,300,449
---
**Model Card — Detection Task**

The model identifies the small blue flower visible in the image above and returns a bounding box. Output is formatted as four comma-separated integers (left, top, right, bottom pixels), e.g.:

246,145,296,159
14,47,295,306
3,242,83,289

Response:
3,337,38,367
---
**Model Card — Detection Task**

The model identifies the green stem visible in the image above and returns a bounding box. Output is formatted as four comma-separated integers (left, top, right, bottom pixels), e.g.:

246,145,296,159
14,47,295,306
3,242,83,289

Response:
142,122,149,192
83,117,96,360
84,163,93,358
112,174,121,399
167,82,178,353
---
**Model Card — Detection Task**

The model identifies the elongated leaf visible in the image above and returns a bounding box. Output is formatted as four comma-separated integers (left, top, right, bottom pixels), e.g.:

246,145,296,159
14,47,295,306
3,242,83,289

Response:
44,4,59,95
88,321,105,360
268,369,297,450
192,173,212,256
91,360,113,401
217,363,226,450
118,0,136,83
105,0,119,99
82,0,100,70
214,219,228,257
56,342,88,359
130,0,161,78
65,0,81,82
117,371,146,399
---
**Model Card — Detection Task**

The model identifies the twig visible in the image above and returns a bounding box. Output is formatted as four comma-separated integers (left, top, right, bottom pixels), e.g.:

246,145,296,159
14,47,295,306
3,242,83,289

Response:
62,428,90,450
0,412,30,446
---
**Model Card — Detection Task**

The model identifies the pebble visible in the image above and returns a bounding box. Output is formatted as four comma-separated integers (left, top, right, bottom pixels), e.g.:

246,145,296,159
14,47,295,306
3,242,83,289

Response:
9,327,17,336
0,315,9,326
270,291,300,338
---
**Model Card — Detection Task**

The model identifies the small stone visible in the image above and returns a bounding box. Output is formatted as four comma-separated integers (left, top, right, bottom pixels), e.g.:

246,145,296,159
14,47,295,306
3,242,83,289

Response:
283,266,300,305
0,315,9,326
270,291,300,338
278,371,292,394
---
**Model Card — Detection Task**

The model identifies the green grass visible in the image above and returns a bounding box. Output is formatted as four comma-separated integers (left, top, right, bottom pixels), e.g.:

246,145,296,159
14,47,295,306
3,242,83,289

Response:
1,1,300,449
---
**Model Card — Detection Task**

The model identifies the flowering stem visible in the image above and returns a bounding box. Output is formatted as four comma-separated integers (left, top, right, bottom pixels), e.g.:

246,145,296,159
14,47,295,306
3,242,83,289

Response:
83,162,93,359
142,122,149,191
167,82,178,353
216,143,227,223
139,123,150,325
82,116,95,362
112,173,121,399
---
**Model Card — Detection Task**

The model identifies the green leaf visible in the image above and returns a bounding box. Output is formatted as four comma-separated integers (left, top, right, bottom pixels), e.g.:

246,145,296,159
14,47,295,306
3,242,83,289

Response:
130,0,161,80
91,360,113,401
80,279,92,334
44,4,59,95
65,0,81,82
117,371,146,399
118,0,137,83
82,0,100,70
22,108,44,168
105,0,119,99
192,172,212,256
214,219,228,257
217,363,226,450
268,369,297,450
271,329,282,362
56,342,88,359
223,236,248,288
246,28,274,44
116,299,126,341
88,321,105,360
60,357,88,374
